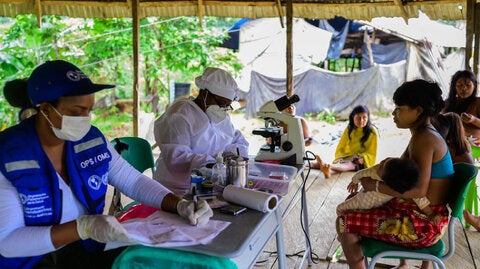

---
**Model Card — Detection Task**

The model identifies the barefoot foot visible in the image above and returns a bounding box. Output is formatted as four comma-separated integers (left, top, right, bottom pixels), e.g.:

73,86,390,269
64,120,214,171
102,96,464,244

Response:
321,163,331,179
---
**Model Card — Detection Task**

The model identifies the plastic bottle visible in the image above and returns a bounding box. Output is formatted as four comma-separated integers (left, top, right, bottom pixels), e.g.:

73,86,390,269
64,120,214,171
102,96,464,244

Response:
211,152,226,189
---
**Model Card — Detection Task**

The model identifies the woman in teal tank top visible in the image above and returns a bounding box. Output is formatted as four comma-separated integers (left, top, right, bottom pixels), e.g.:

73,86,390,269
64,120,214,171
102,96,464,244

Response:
337,80,453,269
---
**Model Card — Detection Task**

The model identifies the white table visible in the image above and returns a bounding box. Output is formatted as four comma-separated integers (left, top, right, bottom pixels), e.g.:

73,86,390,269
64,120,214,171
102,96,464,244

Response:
116,163,310,269
178,163,311,269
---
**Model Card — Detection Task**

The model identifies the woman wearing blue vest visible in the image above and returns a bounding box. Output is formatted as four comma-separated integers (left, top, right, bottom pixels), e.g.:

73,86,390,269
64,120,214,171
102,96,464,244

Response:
0,60,213,269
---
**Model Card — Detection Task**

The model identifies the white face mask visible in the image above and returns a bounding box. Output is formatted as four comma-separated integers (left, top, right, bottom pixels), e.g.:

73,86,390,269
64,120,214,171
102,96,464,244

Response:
41,105,91,142
206,105,228,124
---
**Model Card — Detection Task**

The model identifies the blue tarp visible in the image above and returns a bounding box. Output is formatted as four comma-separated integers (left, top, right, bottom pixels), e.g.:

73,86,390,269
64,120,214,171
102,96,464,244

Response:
362,42,407,69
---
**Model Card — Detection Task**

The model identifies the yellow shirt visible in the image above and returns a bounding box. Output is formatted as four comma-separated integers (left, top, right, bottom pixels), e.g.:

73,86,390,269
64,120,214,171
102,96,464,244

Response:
334,125,378,168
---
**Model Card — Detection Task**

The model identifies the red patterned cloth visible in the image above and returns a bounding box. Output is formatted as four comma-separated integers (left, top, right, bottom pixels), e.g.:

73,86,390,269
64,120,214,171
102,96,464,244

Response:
337,198,449,248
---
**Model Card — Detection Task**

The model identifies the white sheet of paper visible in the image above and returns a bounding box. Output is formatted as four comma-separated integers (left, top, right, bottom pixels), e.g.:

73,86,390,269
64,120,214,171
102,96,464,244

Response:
105,210,230,250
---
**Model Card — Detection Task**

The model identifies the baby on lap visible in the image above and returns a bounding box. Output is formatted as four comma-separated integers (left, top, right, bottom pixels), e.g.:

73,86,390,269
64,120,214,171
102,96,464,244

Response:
337,157,441,223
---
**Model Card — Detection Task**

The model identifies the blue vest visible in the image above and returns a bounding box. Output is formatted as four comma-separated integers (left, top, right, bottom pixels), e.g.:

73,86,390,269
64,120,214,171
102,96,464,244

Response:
0,117,112,268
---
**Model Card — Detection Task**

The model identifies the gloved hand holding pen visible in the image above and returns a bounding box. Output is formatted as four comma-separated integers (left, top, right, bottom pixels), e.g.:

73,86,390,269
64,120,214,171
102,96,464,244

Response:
176,199,213,226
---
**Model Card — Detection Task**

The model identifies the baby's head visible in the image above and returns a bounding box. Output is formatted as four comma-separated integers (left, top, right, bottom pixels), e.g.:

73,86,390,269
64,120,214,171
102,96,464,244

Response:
378,157,419,194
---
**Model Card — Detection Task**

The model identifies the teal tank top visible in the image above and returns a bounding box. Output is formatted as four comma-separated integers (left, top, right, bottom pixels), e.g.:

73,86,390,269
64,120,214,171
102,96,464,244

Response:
431,150,454,179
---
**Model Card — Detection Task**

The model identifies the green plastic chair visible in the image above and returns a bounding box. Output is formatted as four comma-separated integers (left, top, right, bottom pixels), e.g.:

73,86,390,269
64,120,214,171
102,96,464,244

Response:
361,162,478,269
465,145,480,227
109,137,155,215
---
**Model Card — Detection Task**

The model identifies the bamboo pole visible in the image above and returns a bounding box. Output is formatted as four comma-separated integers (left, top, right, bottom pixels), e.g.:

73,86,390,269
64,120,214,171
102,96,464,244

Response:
466,0,474,70
132,0,139,136
392,0,409,22
35,0,41,27
474,2,479,75
286,0,292,97
275,0,284,28
197,0,203,27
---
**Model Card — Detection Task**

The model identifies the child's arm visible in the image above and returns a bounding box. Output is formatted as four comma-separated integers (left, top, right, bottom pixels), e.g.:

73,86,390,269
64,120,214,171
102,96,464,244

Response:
349,165,381,193
351,165,380,183
421,205,442,224
413,197,441,224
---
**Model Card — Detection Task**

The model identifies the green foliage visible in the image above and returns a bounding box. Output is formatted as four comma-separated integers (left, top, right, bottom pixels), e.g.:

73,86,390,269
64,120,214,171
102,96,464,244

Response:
1,15,242,123
0,15,67,80
303,112,314,121
0,97,18,129
91,106,132,139
319,57,361,72
139,16,241,112
373,110,392,118
315,108,336,124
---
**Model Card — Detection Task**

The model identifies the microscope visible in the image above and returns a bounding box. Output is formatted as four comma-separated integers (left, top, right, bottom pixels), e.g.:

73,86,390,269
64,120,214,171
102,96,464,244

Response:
252,94,305,165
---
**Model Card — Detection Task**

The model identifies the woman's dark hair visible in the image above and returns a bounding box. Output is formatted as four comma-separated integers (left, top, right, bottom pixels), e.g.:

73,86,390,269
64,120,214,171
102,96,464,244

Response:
444,70,478,113
3,79,31,108
3,78,39,121
433,112,470,156
393,79,445,120
347,105,372,148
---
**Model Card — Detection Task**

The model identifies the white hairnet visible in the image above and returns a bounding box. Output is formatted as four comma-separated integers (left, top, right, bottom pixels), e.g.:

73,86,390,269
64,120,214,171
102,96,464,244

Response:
195,67,238,100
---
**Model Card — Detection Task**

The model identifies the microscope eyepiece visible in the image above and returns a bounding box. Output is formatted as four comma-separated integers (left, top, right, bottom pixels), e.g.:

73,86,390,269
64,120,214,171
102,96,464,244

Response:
274,94,300,111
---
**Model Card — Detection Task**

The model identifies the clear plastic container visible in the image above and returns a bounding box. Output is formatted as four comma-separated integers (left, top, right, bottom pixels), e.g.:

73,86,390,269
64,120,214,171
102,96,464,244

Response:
211,152,226,188
247,161,298,196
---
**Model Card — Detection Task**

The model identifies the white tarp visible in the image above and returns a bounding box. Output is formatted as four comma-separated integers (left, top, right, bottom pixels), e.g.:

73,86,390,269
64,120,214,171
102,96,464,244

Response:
246,61,406,119
241,13,465,119
236,18,332,91
359,11,465,48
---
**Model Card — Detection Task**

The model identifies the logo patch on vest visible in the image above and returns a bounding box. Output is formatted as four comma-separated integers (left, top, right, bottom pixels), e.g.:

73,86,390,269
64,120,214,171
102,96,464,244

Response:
88,175,103,190
87,173,108,190
20,191,54,220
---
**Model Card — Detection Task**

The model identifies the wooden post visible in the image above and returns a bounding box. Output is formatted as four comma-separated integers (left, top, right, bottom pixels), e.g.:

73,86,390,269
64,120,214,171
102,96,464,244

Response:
466,0,475,71
275,0,284,28
35,0,42,27
286,0,292,97
132,0,139,136
197,0,203,27
474,2,479,75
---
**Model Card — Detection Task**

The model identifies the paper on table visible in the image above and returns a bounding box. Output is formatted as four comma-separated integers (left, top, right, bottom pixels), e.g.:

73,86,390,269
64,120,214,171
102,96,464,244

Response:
222,185,278,213
105,210,230,250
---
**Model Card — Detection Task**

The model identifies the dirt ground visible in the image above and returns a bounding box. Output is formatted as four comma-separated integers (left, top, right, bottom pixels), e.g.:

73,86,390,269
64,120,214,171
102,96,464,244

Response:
230,112,411,164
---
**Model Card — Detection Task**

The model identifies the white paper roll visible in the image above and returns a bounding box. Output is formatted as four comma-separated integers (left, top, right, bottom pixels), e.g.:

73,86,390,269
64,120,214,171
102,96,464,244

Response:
222,185,278,213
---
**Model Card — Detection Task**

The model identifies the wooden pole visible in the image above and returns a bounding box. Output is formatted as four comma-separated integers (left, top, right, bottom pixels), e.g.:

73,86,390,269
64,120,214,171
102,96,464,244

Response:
132,0,139,136
35,0,42,27
275,0,284,28
474,2,479,75
466,0,475,71
197,0,203,27
286,0,292,97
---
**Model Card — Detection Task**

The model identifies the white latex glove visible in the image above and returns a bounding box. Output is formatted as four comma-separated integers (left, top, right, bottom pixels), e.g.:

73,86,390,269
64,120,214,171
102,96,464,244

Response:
76,215,132,243
176,199,214,226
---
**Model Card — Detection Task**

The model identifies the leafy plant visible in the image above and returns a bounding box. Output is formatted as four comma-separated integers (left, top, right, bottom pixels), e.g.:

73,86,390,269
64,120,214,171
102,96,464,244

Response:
1,15,242,128
315,108,336,124
303,112,314,120
0,97,18,130
374,110,392,118
91,106,133,139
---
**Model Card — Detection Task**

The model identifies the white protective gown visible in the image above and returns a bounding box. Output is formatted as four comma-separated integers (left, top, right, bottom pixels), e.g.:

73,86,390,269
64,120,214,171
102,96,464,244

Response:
153,97,249,195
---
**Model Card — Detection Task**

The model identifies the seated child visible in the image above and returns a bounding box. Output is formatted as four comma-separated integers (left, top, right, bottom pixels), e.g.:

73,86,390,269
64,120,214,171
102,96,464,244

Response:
336,157,441,223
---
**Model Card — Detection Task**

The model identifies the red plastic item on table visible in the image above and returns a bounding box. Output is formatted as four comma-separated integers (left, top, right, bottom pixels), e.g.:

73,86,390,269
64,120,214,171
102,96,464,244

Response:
117,203,158,222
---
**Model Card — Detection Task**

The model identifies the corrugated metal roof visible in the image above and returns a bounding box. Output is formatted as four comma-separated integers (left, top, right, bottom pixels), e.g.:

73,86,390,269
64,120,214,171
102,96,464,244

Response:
0,0,468,20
